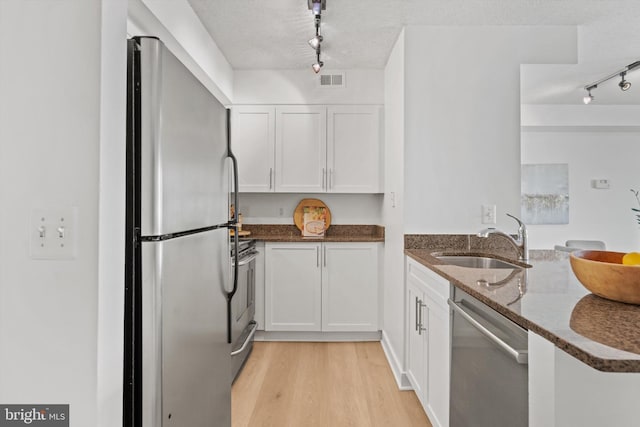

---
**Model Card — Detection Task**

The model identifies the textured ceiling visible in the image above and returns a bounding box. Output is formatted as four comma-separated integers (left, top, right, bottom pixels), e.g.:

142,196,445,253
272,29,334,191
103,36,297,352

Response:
187,0,640,104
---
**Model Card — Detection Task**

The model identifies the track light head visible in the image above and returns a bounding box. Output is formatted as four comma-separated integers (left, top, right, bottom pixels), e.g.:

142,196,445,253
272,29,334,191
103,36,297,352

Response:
312,61,324,73
583,87,594,104
308,35,323,50
619,72,632,91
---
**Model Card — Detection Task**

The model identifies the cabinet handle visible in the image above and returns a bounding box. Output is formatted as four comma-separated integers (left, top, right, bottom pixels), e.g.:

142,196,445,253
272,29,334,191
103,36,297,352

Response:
317,247,320,268
329,169,333,189
269,168,273,189
418,299,427,335
415,297,420,331
323,246,327,267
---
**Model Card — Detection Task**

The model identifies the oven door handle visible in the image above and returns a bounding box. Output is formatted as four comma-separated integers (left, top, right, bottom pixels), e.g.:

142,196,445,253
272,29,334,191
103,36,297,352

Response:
448,299,528,364
231,321,258,356
236,254,257,267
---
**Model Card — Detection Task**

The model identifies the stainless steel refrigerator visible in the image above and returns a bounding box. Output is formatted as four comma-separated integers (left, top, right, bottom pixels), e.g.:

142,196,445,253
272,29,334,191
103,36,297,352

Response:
124,36,237,427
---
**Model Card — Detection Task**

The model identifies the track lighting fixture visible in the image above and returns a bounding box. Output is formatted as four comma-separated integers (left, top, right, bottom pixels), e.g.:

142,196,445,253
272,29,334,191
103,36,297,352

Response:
307,0,327,72
582,60,640,103
619,72,631,91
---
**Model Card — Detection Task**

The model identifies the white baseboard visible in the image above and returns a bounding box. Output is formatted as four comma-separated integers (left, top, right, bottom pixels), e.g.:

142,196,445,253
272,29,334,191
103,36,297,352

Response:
381,330,412,390
254,330,381,342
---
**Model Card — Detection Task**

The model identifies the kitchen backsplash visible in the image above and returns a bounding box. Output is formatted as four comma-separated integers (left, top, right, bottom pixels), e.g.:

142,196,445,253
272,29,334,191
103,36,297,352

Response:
238,193,383,224
405,233,520,259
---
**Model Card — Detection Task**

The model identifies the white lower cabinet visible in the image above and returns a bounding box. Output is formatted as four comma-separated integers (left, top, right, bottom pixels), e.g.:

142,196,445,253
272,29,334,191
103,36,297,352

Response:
253,241,266,330
265,242,322,331
265,242,380,332
406,257,450,427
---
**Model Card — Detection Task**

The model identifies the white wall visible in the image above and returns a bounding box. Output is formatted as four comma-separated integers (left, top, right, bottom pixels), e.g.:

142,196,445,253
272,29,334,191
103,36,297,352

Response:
381,29,408,386
403,26,577,234
98,0,127,425
522,129,640,251
0,1,127,425
233,69,384,105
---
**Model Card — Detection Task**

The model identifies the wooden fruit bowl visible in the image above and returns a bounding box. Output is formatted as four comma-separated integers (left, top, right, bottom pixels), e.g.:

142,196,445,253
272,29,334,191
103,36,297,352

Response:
569,250,640,305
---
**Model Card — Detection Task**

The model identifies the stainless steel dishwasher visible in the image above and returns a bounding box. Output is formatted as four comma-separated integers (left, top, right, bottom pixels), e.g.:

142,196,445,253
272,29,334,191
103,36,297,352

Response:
449,286,528,427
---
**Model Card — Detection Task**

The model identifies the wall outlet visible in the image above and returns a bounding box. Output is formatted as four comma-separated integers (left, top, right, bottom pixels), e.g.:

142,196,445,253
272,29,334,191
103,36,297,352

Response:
482,204,497,224
591,179,610,189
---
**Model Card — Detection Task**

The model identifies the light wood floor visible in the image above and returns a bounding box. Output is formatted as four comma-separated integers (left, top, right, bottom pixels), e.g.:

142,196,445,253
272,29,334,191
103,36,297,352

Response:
232,341,432,427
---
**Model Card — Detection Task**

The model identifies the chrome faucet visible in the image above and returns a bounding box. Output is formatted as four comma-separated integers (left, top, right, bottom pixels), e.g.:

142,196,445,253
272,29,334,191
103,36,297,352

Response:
478,213,529,262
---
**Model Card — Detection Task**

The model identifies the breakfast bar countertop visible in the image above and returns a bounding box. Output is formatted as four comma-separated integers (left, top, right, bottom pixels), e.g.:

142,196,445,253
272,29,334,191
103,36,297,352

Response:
405,247,640,373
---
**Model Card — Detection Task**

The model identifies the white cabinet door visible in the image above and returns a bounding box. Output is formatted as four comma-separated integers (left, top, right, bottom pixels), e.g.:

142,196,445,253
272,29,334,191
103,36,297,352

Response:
265,243,322,331
406,266,427,406
253,241,265,330
231,106,275,192
275,106,327,193
425,293,450,427
327,106,382,193
406,258,451,427
321,243,379,332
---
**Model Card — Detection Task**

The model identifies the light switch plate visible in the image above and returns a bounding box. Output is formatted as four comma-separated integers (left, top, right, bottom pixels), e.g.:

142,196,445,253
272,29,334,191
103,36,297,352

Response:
30,207,78,260
482,204,497,224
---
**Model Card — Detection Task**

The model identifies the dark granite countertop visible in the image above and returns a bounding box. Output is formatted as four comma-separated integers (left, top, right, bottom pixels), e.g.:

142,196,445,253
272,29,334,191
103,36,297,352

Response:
241,224,385,243
405,246,640,373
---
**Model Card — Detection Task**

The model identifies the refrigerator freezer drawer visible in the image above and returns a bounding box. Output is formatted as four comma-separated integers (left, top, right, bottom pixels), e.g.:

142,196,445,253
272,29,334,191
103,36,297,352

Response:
141,229,231,427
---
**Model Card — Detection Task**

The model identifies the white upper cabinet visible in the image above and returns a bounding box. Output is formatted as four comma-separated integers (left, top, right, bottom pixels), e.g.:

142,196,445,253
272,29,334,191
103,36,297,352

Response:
232,105,383,193
231,106,275,192
327,106,382,193
275,106,327,193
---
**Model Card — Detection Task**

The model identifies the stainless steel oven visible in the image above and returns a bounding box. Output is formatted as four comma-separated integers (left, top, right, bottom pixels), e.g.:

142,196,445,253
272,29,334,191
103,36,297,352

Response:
449,287,529,427
230,239,258,381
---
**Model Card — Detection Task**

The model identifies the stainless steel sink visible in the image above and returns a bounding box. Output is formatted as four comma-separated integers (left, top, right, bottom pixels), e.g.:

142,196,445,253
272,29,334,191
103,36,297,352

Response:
436,255,521,269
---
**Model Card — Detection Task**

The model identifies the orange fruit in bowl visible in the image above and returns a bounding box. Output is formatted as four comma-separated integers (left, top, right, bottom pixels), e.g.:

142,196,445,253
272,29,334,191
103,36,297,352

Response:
622,252,640,266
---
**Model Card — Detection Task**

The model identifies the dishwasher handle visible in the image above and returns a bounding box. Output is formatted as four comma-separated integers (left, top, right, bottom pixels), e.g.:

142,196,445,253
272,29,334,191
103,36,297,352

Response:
448,299,528,364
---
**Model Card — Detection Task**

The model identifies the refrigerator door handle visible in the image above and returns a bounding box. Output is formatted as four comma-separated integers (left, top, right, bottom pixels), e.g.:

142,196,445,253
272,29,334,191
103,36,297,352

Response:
227,108,239,226
227,108,240,299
